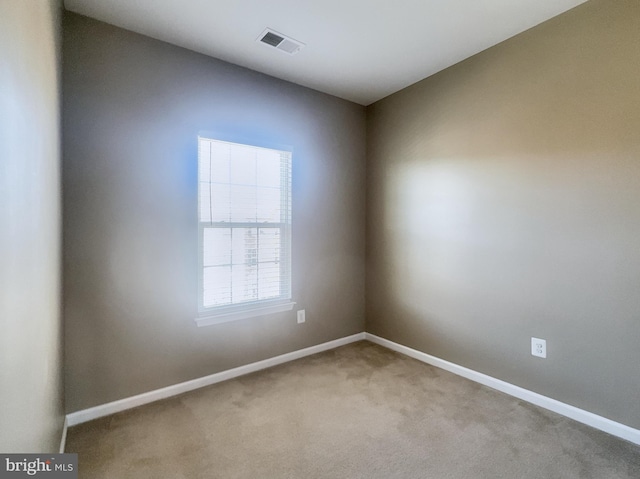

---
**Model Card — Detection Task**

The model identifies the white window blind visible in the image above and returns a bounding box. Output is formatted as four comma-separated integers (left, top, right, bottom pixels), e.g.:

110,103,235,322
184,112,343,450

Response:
197,137,292,321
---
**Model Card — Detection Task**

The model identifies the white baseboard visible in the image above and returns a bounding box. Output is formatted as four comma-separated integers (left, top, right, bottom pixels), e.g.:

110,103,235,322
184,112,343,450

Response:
65,330,640,447
59,417,68,453
66,332,366,427
365,333,640,446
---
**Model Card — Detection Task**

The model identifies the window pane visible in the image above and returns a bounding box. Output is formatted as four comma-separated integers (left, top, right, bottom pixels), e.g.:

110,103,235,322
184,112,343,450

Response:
229,185,257,222
231,228,258,266
198,140,211,180
199,183,211,222
210,183,231,222
200,182,232,223
230,145,256,185
258,262,281,300
258,228,280,263
203,228,231,266
232,263,257,303
256,187,281,222
209,141,230,184
203,266,231,307
257,150,281,188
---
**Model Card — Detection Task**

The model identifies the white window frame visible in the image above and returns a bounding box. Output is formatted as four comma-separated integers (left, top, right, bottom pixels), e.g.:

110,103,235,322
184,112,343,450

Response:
196,134,294,327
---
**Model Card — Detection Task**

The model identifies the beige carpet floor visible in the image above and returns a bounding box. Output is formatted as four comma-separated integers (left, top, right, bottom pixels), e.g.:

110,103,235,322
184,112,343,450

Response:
66,341,640,478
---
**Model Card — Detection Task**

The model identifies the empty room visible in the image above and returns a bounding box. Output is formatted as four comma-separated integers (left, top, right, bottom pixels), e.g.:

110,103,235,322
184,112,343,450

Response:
1,0,639,477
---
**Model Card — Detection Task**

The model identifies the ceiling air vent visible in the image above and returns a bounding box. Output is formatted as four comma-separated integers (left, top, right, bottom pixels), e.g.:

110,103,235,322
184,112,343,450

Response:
257,28,305,55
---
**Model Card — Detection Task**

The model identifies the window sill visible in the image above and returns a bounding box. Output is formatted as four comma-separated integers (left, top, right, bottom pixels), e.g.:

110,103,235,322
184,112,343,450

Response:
195,301,296,327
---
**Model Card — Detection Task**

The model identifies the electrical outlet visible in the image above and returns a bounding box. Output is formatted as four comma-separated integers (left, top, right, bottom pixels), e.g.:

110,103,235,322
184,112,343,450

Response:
297,310,305,324
531,337,547,358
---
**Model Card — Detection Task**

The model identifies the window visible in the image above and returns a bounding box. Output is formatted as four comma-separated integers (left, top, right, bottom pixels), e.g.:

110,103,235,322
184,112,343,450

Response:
196,136,294,326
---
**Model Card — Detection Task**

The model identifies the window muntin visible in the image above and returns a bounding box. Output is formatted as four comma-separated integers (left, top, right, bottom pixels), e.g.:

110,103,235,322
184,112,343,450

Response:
198,137,292,318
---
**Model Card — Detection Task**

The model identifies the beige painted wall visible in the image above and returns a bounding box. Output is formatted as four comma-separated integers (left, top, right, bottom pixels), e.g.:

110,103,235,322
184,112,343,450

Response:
0,0,64,452
63,13,366,413
366,0,640,428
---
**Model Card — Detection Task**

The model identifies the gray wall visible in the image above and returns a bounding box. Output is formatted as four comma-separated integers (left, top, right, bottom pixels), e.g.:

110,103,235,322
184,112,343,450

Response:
63,13,366,413
366,0,640,429
0,0,64,452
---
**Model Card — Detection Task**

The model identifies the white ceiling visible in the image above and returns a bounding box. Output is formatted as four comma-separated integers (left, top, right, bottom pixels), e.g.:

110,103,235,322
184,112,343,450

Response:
64,0,587,105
